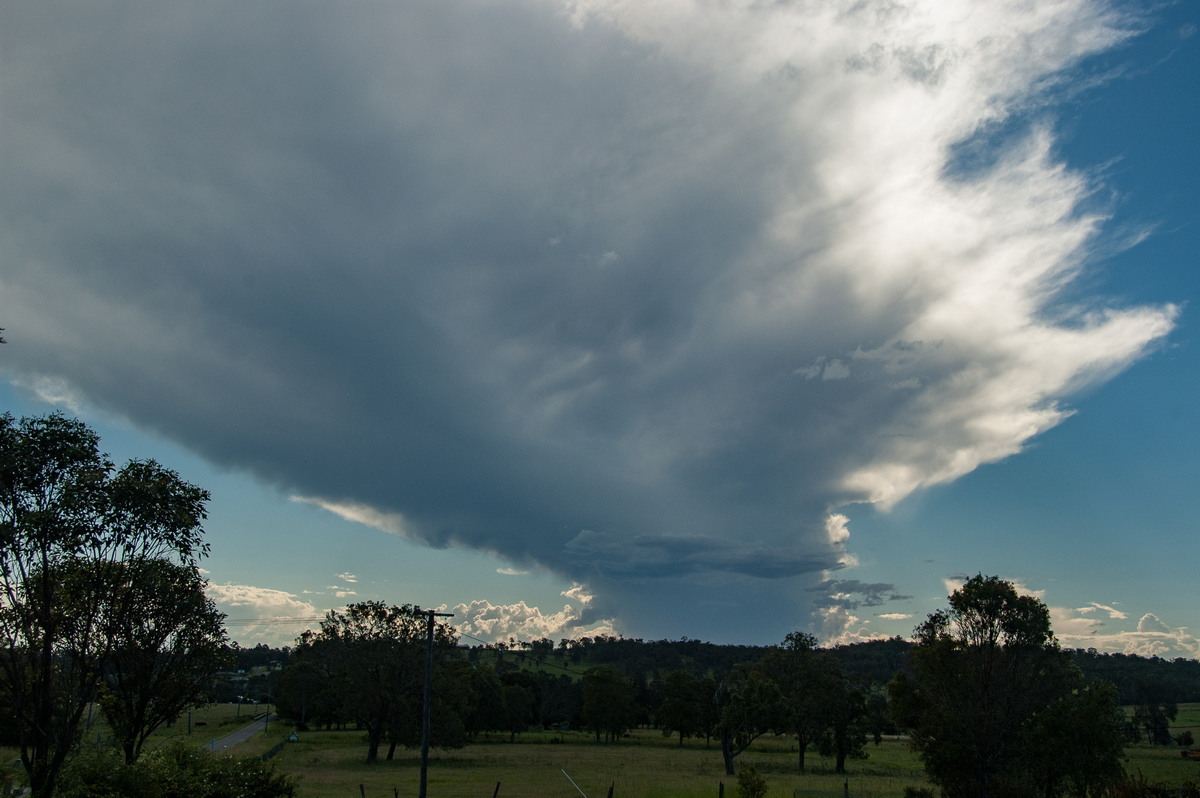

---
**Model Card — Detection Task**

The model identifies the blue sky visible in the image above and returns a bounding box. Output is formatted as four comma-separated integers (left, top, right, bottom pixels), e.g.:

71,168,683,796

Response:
1,0,1197,655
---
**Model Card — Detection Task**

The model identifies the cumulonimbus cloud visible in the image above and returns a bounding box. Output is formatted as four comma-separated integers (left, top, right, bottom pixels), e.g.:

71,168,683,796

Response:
0,0,1175,642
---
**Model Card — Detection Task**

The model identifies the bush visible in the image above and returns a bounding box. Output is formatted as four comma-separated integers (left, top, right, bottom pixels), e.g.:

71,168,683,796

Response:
902,789,936,798
735,764,767,798
59,741,298,798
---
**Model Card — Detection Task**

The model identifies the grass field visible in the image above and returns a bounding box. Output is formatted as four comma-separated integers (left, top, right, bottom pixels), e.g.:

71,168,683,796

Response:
262,719,1200,798
271,728,932,798
5,704,1199,796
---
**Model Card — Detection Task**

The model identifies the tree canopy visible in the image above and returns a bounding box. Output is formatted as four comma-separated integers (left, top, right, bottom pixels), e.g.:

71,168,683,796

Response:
279,601,460,763
889,574,1127,798
0,413,222,798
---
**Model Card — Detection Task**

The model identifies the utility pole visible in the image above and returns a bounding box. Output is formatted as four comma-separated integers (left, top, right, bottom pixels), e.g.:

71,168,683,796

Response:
420,609,454,798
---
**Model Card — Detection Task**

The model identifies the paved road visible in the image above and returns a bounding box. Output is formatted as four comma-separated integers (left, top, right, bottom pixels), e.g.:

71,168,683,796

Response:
208,713,278,752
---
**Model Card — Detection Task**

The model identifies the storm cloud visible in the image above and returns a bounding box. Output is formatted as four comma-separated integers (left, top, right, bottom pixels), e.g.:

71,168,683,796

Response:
0,0,1175,641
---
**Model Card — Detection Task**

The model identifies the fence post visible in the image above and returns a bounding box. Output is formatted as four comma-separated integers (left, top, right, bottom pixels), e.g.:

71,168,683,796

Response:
493,782,501,798
718,781,724,798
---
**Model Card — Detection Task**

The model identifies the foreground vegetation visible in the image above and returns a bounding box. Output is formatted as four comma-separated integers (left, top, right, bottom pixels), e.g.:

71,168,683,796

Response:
4,413,1200,797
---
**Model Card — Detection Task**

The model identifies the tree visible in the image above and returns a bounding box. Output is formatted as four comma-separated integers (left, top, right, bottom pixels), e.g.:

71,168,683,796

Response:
281,601,458,763
889,574,1126,798
0,413,211,798
815,669,867,774
717,663,781,776
658,669,707,746
498,670,539,741
581,665,637,743
759,631,868,774
1131,678,1178,745
96,558,231,763
1023,678,1127,798
758,631,826,773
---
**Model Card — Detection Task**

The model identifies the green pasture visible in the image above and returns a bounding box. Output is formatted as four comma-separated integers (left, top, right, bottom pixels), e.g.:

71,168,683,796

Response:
270,728,933,798
260,706,1200,798
5,703,1199,796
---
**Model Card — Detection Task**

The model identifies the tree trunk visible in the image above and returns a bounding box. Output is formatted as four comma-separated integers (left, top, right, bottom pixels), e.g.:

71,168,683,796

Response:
721,732,735,776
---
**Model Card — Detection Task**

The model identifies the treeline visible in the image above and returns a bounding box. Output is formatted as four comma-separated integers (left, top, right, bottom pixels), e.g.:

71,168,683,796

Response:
266,605,1199,786
270,613,887,777
1071,648,1200,704
254,631,1200,724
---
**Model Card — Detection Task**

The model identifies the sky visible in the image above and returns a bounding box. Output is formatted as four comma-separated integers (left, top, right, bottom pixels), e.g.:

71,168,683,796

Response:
1,0,1197,657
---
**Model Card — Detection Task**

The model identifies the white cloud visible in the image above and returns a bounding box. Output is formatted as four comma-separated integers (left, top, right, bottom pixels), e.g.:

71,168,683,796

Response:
336,572,359,583
206,582,325,648
291,496,413,538
825,513,851,545
1076,601,1127,620
878,612,913,621
452,597,617,644
496,568,530,576
1052,608,1200,659
816,605,888,647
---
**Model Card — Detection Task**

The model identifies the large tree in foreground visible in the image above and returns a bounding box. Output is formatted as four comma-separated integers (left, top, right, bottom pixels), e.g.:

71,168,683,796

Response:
97,558,230,763
0,413,214,798
889,574,1126,798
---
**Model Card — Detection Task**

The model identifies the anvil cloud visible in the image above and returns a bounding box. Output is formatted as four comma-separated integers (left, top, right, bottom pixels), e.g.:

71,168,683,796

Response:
0,0,1176,641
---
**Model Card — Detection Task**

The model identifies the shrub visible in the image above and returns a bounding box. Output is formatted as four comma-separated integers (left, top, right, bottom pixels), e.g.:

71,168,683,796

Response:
58,741,298,798
735,764,767,798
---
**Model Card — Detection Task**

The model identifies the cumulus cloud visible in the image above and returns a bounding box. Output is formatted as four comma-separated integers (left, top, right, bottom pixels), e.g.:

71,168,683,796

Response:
0,0,1175,643
206,582,324,648
453,584,617,643
1052,608,1200,659
816,604,888,647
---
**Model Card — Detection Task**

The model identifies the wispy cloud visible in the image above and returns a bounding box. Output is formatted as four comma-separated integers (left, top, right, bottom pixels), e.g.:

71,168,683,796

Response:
878,612,913,621
0,0,1174,643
